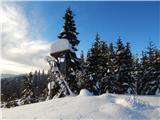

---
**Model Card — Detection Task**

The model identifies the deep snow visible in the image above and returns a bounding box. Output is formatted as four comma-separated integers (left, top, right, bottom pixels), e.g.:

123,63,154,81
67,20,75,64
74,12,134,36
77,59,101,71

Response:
50,39,73,54
1,89,160,120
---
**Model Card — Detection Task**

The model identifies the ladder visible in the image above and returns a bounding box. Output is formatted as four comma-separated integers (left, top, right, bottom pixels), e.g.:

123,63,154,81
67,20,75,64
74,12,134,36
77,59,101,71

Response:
46,56,73,99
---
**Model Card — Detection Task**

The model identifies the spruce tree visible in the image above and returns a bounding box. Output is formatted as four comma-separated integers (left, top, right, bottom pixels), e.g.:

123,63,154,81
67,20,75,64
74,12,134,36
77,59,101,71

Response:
58,7,80,94
155,49,160,95
77,51,87,90
58,7,79,51
146,42,160,95
20,72,38,105
39,69,48,101
102,42,116,93
33,70,38,97
114,37,134,94
114,37,125,93
85,33,103,95
138,51,148,94
80,50,85,65
124,42,135,94
132,54,140,94
98,41,109,94
141,42,160,95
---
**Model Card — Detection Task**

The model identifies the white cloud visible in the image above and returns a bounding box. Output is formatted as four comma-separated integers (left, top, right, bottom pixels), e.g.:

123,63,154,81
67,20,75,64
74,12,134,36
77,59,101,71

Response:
0,58,41,74
1,3,51,74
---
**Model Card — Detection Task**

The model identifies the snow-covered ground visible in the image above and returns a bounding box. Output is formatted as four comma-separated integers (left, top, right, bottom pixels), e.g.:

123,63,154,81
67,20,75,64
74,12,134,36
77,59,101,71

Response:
1,89,160,120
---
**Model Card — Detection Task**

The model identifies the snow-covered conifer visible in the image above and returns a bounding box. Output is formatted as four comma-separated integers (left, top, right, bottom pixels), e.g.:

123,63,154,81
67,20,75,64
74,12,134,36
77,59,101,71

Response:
58,8,80,94
114,38,134,94
140,42,160,95
85,33,105,95
102,42,116,93
20,72,38,105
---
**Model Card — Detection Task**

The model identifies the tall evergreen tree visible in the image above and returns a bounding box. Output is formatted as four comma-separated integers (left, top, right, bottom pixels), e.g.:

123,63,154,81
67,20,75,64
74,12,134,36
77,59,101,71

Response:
114,37,134,94
138,51,148,94
80,50,85,65
76,51,87,90
98,41,109,94
20,72,38,105
102,42,116,93
33,70,38,96
155,49,160,95
58,7,79,51
141,42,160,95
114,37,125,93
124,42,135,94
58,7,80,94
132,54,140,94
86,33,109,95
85,33,103,95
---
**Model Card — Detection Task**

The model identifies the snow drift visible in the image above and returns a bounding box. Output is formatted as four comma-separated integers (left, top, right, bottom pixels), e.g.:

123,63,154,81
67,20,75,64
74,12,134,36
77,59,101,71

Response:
78,89,93,97
2,89,160,120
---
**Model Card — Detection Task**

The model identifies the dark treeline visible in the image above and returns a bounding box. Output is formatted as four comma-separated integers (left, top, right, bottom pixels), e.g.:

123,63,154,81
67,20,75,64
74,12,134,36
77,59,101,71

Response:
1,75,25,102
1,70,48,107
77,33,160,96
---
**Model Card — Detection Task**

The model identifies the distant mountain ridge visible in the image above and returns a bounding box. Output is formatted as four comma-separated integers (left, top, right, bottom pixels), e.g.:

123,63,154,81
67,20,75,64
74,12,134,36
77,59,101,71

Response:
1,73,19,79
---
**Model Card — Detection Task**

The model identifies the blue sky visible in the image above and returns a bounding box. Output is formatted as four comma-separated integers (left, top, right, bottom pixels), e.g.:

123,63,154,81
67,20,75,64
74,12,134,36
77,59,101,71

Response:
19,1,159,56
1,1,159,74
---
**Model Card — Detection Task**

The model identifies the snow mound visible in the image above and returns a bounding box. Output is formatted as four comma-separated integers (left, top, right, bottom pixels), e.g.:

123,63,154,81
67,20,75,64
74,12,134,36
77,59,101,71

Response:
100,94,156,108
103,95,155,110
99,94,117,102
126,97,155,110
2,93,160,119
78,89,93,97
50,39,73,55
115,97,130,107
